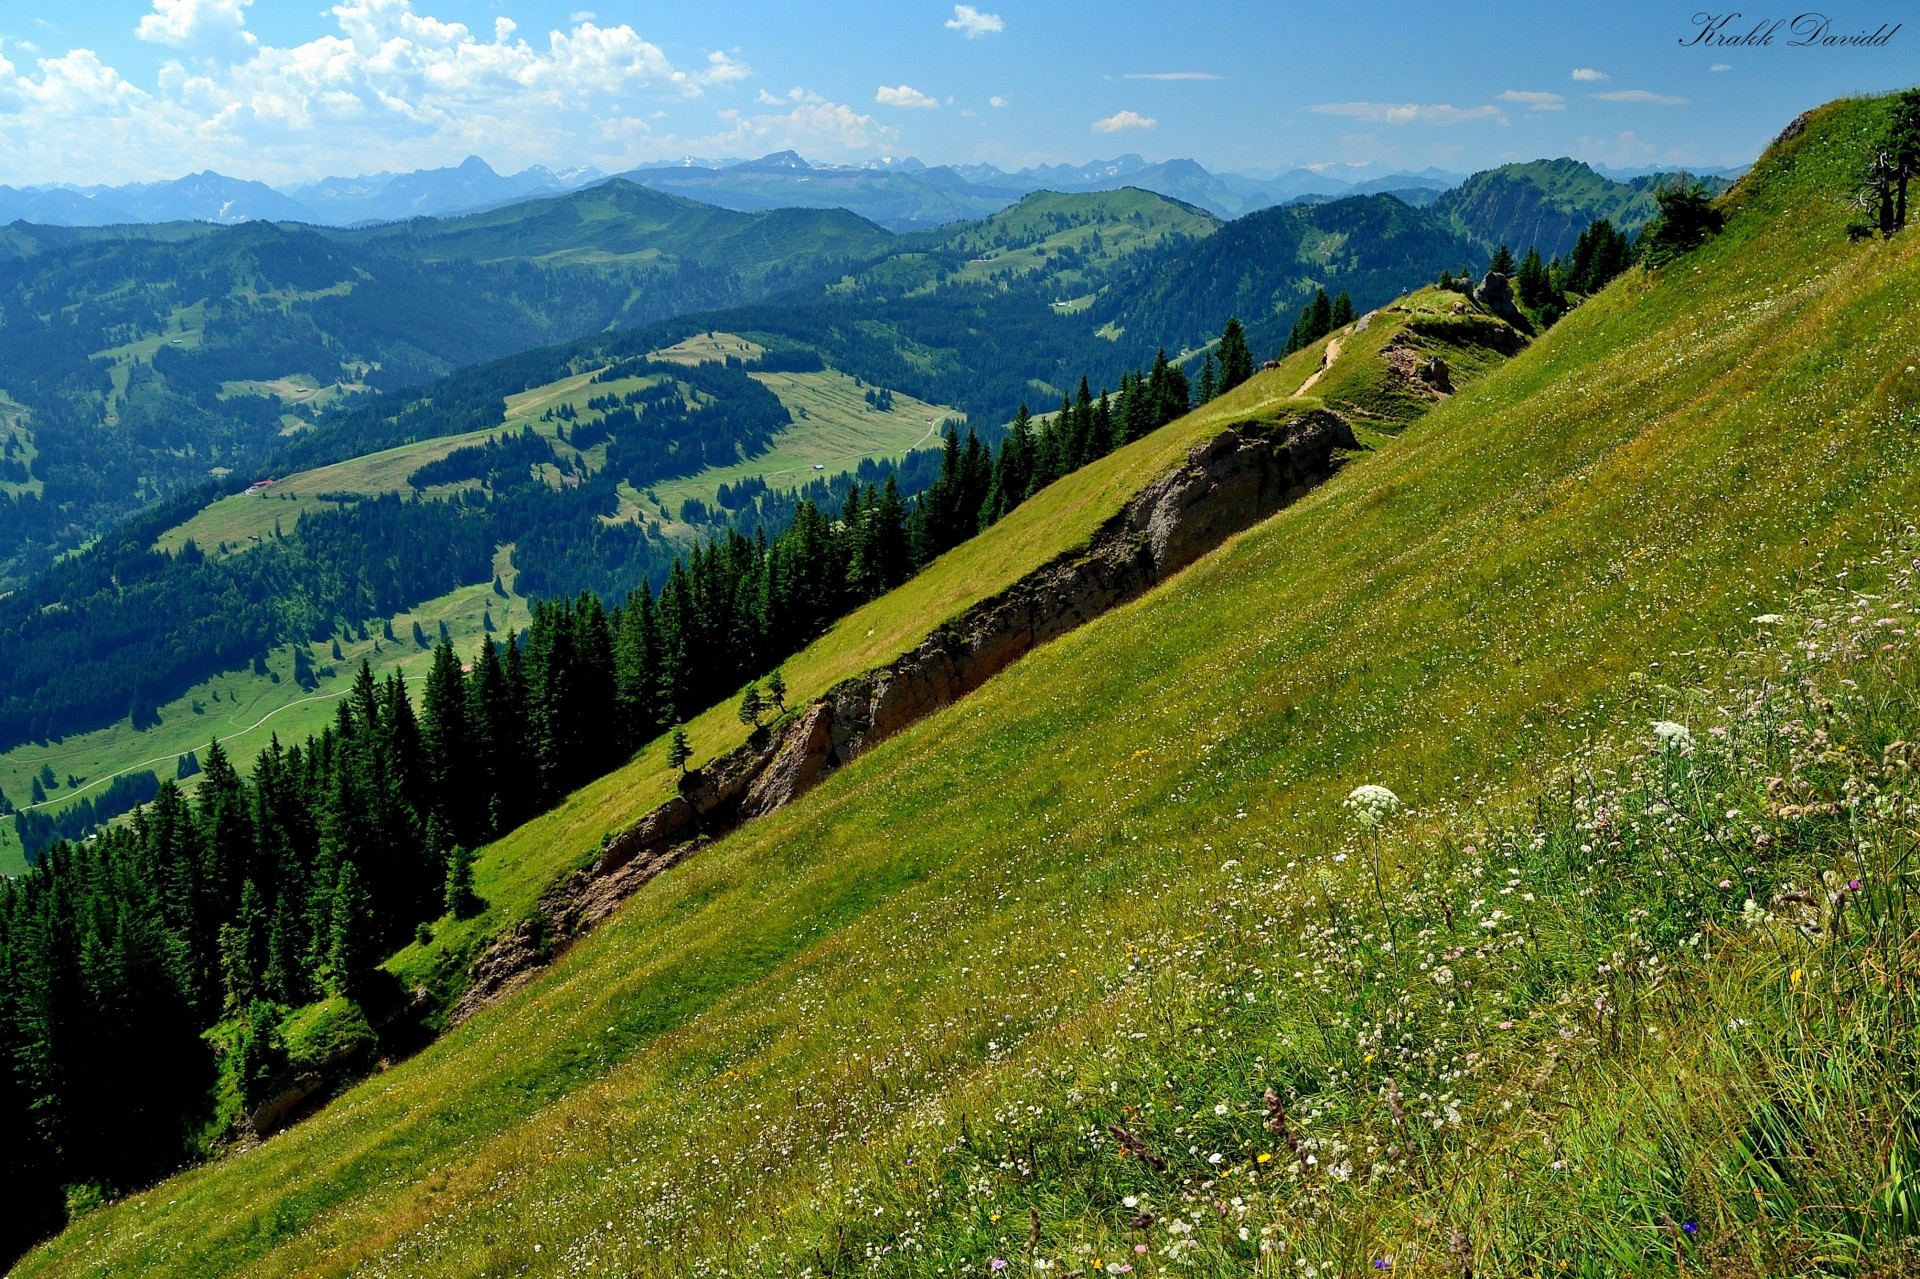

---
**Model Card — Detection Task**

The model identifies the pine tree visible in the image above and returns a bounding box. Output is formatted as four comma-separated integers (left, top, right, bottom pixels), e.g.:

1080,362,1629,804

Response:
444,841,478,919
766,668,788,715
1489,243,1516,275
1216,317,1254,393
30,776,44,805
737,682,764,729
1330,292,1356,328
324,861,373,996
1197,353,1218,404
667,726,693,776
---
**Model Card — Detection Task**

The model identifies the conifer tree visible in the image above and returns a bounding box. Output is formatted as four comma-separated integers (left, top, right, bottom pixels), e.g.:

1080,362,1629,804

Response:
1216,317,1255,393
1489,243,1516,275
766,668,788,715
324,862,373,996
1197,353,1218,404
1330,291,1356,328
667,725,693,776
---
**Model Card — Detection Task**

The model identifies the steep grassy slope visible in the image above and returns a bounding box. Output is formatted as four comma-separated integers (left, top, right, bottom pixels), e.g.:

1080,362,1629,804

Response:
18,98,1920,1277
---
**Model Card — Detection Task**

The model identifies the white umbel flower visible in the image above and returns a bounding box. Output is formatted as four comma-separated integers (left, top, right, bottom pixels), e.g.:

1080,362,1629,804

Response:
1344,784,1401,828
1652,720,1695,755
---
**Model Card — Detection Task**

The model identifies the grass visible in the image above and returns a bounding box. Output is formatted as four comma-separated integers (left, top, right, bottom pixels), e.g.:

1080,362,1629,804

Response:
0,574,533,877
156,337,964,555
19,97,1920,1279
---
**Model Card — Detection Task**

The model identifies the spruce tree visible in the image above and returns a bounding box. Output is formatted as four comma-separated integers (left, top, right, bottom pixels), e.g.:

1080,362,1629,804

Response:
766,668,788,715
1197,353,1218,404
1489,243,1516,275
1216,317,1255,393
324,862,373,996
667,726,693,776
1330,292,1356,328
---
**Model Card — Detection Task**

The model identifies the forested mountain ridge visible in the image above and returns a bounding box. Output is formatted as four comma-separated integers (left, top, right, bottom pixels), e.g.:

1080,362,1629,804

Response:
0,185,892,590
0,178,1591,772
1431,157,1737,257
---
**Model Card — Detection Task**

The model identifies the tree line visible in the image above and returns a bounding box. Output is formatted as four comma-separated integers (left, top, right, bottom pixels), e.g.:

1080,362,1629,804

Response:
0,323,1232,1255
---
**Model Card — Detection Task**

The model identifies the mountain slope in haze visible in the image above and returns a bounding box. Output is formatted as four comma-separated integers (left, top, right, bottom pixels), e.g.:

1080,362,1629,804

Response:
616,152,1027,231
285,155,602,225
17,91,1911,1279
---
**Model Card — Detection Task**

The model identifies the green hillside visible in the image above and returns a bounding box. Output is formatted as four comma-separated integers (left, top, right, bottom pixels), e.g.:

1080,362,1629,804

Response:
17,97,1920,1277
1432,158,1737,259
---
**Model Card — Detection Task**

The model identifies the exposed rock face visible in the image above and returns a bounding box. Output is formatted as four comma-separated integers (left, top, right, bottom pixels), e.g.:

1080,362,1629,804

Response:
448,413,1357,1023
1473,271,1535,334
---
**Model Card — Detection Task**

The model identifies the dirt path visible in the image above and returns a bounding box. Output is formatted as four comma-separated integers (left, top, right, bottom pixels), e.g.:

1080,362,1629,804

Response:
1297,337,1343,395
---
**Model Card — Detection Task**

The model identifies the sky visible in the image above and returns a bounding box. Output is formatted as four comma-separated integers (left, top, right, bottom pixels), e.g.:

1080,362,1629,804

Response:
0,0,1913,187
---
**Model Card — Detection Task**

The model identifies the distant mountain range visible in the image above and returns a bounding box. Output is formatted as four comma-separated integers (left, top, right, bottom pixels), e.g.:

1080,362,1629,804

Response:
0,151,1749,234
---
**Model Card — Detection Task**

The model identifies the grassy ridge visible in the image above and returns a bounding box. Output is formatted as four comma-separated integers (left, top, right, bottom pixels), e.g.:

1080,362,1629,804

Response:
20,98,1919,1277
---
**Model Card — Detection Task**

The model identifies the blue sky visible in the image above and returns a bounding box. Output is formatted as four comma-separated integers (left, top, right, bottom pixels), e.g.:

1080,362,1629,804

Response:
0,1,1913,186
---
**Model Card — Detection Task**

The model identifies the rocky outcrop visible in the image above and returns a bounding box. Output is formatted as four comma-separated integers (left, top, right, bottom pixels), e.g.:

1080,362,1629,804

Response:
448,412,1358,1023
1473,271,1535,335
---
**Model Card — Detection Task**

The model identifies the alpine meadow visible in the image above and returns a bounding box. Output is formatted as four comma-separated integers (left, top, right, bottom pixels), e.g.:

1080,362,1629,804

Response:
0,4,1917,1276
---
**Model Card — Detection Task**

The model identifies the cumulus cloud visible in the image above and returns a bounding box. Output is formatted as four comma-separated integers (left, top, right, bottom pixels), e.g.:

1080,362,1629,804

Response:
944,5,1003,38
136,0,257,53
1092,109,1156,133
698,97,895,156
1124,71,1222,81
0,1,758,183
1311,101,1506,126
875,84,937,109
1498,89,1565,111
1593,89,1689,106
1571,67,1608,81
988,94,1008,108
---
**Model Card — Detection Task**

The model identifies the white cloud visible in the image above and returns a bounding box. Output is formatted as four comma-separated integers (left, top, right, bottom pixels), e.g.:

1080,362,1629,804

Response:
1092,109,1156,133
1710,62,1731,71
1311,101,1507,126
1571,67,1608,81
1593,89,1689,106
135,0,257,53
759,86,823,106
875,84,937,109
1498,89,1565,111
700,51,750,86
698,98,895,157
1124,72,1222,81
568,9,595,21
988,94,1008,108
944,5,1003,38
1578,129,1657,166
0,2,757,183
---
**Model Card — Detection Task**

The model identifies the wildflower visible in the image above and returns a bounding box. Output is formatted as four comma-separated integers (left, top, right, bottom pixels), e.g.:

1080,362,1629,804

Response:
1214,1103,1228,1116
991,1261,1008,1272
1718,879,1733,890
1682,1220,1698,1235
1752,613,1785,624
1345,784,1402,828
1652,721,1695,755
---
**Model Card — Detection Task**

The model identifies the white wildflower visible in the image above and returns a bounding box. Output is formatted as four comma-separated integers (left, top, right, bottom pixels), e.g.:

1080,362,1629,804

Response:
1652,720,1695,755
1344,784,1402,828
